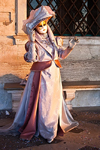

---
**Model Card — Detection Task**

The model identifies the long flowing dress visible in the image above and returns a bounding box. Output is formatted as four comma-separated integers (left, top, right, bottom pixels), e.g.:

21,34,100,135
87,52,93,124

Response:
0,25,78,142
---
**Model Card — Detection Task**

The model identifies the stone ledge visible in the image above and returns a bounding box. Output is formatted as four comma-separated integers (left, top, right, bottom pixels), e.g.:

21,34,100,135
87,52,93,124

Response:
62,36,100,46
62,81,100,110
14,35,100,45
4,81,100,111
62,81,100,90
4,83,25,90
14,35,28,45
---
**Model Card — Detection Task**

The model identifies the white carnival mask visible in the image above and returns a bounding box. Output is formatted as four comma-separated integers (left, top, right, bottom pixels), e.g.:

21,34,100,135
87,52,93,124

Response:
36,20,47,34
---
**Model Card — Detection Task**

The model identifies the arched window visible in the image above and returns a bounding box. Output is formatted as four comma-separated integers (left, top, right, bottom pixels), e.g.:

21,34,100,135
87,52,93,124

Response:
27,0,100,36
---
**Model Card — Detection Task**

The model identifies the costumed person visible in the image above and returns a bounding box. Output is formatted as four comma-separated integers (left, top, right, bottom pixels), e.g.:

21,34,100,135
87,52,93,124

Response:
0,6,79,143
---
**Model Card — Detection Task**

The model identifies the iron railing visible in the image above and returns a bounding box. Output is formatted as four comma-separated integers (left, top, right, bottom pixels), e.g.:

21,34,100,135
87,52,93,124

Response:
27,0,100,36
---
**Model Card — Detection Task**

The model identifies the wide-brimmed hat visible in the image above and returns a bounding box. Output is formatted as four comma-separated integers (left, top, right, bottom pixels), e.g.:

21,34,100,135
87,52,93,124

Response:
22,6,55,34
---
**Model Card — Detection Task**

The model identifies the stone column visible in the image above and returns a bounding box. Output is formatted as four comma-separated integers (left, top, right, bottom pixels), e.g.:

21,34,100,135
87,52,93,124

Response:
17,0,27,35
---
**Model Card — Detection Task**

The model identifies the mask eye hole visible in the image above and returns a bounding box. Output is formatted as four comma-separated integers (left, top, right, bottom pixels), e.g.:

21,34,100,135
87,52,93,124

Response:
38,25,42,27
43,24,46,26
38,24,46,28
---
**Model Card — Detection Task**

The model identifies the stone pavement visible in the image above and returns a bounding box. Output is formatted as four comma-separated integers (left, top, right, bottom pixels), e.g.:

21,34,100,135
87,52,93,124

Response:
0,107,100,150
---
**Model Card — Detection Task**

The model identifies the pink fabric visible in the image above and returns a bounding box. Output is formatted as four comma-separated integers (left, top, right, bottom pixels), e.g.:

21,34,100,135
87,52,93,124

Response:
30,60,52,71
19,71,41,140
25,41,30,52
19,59,62,140
30,60,62,71
44,6,55,17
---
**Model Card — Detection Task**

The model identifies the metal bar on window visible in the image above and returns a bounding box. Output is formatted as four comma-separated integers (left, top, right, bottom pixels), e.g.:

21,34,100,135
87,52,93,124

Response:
27,0,100,36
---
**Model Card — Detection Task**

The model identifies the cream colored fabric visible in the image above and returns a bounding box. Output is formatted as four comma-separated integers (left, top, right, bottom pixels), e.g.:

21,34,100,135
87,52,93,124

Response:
24,26,79,141
38,61,78,141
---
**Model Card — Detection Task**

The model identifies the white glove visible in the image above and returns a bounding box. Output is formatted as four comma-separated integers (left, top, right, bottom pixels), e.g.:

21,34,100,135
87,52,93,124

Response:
68,36,79,50
26,23,35,42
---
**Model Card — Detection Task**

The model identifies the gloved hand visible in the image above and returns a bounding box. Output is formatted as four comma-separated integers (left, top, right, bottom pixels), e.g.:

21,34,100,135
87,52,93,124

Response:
26,23,35,42
68,36,79,50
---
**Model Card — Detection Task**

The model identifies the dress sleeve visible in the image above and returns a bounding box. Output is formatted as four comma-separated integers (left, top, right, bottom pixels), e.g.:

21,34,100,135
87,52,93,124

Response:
24,41,38,62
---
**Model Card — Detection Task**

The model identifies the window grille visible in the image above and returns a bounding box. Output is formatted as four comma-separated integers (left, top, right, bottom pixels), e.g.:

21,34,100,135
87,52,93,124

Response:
27,0,100,36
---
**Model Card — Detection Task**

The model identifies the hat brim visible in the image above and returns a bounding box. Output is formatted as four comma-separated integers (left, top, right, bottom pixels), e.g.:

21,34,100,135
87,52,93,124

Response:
28,16,52,30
